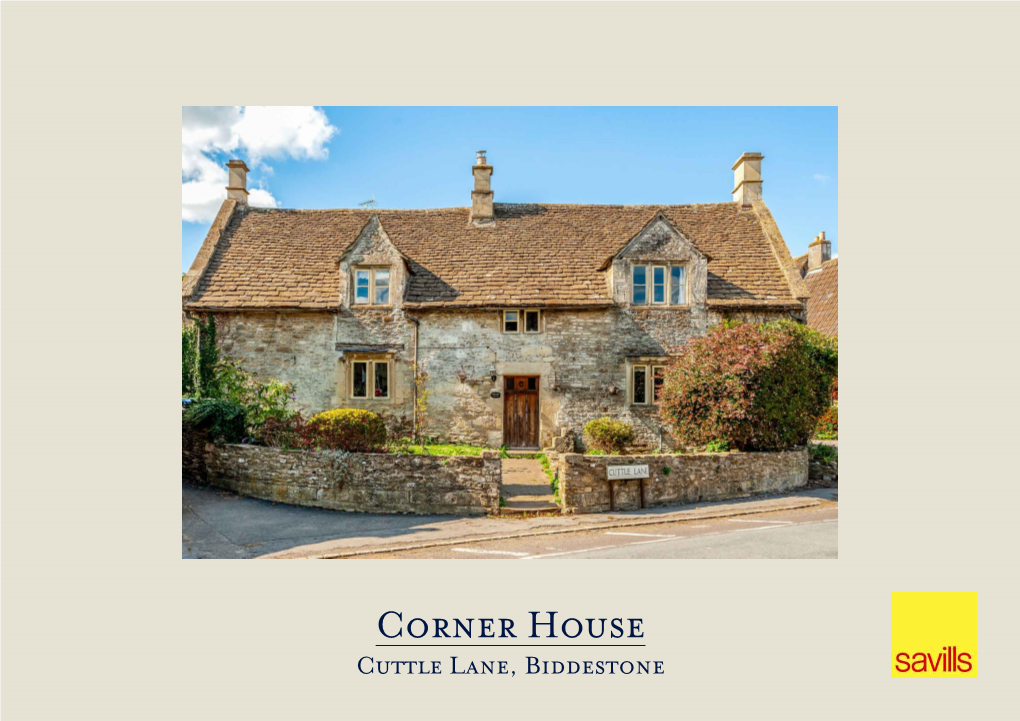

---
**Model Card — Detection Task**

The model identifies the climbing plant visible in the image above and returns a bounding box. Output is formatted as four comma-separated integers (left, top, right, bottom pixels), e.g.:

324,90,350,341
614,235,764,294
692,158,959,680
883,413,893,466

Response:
181,323,199,397
197,315,219,397
412,361,431,452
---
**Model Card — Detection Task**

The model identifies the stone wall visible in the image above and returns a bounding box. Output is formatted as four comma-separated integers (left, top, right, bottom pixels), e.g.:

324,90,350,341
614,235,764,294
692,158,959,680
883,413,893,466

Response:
182,412,208,484
557,449,808,514
198,443,501,516
809,456,838,487
415,307,788,450
208,304,788,452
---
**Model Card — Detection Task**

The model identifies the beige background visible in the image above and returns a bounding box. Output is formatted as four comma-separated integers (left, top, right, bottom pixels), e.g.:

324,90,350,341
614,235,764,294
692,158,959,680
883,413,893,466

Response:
2,1,1018,718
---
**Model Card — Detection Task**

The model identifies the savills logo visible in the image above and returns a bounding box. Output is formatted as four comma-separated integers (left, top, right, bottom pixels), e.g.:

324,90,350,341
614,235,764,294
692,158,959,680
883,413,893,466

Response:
891,592,977,678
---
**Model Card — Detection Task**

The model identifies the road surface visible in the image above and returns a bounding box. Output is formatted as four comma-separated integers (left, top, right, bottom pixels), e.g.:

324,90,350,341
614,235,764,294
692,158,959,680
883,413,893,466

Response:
351,505,837,559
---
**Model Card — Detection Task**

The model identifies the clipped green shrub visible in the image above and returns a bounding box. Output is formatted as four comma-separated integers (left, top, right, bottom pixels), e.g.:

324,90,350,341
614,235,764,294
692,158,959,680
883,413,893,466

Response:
583,417,636,454
304,408,388,453
184,399,248,444
659,319,838,452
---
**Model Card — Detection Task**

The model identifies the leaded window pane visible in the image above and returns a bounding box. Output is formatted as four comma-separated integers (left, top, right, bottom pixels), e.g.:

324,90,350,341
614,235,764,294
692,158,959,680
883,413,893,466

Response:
525,310,540,333
653,267,666,304
504,311,519,333
355,270,370,303
374,269,390,305
632,266,647,305
374,363,389,398
353,362,368,398
671,266,685,305
633,366,647,404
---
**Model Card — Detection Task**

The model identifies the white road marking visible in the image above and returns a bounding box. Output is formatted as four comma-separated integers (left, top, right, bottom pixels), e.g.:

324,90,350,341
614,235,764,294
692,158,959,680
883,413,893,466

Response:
452,548,530,557
522,519,833,560
728,518,793,524
605,532,675,538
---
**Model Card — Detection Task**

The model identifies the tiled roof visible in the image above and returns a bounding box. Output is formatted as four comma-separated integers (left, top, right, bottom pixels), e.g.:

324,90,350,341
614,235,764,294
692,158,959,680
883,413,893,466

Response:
185,202,802,310
794,256,838,336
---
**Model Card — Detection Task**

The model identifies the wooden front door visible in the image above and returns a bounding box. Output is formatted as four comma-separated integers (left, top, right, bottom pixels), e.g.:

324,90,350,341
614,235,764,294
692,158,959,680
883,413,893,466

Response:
503,376,540,449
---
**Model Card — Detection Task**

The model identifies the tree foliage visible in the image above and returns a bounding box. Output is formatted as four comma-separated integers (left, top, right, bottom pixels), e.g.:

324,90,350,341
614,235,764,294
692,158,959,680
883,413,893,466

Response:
659,320,838,452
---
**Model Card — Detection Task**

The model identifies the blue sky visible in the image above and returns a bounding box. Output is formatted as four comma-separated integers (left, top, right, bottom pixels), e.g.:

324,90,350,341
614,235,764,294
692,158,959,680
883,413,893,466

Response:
182,107,837,272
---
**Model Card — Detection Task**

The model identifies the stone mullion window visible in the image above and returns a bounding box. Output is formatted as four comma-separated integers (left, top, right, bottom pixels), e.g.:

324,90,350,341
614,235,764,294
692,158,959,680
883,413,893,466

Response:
631,264,687,307
502,309,543,334
350,358,392,400
630,361,669,405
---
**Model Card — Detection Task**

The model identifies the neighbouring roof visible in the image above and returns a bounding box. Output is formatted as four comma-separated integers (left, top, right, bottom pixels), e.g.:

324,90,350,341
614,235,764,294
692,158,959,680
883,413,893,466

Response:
184,202,804,311
793,255,838,336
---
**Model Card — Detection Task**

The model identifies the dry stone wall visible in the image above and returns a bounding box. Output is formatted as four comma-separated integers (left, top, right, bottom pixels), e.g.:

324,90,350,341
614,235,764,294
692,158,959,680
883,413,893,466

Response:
192,442,501,516
557,449,808,514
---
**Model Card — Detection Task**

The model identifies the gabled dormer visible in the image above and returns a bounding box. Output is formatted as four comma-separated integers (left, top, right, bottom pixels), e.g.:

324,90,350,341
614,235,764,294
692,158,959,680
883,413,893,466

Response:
606,212,709,310
338,215,412,309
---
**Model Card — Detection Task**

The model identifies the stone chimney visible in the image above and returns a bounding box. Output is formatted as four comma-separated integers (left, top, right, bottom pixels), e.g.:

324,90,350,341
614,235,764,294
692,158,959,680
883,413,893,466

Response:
226,159,250,205
808,231,832,271
470,150,494,225
732,152,764,206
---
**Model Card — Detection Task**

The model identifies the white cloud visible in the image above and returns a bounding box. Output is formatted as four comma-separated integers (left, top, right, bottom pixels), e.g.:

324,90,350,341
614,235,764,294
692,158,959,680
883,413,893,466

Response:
813,173,831,184
182,106,337,223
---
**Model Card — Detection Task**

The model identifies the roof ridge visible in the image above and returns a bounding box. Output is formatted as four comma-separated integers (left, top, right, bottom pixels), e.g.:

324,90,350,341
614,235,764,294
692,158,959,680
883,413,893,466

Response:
244,201,739,214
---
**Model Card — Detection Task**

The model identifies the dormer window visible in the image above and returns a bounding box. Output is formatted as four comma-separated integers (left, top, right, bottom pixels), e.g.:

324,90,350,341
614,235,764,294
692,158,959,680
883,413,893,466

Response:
632,264,686,307
353,267,391,306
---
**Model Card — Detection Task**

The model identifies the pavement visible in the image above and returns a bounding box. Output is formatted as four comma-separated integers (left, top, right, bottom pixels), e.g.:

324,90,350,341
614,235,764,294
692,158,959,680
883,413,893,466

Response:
183,481,837,560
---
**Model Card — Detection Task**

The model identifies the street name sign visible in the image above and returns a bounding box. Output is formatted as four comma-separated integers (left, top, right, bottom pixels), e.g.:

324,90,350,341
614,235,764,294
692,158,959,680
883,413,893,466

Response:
607,464,650,480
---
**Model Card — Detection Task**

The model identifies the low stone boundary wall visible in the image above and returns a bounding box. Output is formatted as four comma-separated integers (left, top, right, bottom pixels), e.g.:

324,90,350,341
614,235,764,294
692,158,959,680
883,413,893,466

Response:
182,425,501,516
557,449,808,514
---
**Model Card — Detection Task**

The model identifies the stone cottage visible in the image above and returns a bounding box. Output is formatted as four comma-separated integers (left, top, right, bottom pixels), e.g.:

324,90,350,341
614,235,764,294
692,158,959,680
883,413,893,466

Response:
182,152,810,450
793,232,838,337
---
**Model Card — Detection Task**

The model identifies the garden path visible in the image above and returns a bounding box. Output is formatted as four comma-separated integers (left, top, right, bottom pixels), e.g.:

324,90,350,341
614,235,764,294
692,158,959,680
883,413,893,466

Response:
501,458,558,514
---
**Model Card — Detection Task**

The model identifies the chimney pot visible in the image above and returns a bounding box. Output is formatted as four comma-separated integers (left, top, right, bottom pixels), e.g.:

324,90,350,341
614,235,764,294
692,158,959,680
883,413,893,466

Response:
732,152,764,206
471,151,494,225
808,231,832,271
226,159,250,205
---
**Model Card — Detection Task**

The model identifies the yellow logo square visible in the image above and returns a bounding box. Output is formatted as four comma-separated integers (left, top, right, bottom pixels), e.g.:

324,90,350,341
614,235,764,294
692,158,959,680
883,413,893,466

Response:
891,592,976,678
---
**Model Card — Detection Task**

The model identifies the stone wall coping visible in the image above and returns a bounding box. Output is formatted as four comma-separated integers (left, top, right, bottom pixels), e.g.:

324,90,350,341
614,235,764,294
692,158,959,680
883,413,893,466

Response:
215,442,500,462
562,448,805,462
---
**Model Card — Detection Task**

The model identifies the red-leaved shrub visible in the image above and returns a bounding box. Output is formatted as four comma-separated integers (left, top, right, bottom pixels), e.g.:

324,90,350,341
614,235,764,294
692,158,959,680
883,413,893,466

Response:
815,405,838,440
303,408,387,453
659,320,838,451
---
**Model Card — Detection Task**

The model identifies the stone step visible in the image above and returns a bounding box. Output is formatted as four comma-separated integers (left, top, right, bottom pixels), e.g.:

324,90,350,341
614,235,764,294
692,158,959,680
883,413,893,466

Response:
505,494,555,502
501,501,561,515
